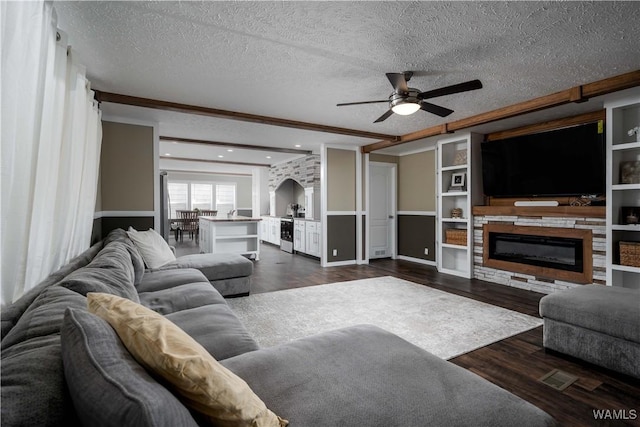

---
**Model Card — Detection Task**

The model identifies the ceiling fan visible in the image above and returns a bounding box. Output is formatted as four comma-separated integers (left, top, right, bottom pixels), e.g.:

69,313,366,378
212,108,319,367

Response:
337,72,483,123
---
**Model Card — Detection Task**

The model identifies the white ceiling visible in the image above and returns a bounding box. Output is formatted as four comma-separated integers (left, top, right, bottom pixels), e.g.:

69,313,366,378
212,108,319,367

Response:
54,1,640,173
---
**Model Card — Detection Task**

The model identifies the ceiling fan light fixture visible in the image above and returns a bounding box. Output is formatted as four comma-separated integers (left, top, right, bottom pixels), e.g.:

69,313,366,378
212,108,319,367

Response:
391,101,420,115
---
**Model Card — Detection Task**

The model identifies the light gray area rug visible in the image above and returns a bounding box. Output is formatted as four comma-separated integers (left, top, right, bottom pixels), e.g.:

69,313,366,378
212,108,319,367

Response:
228,276,542,360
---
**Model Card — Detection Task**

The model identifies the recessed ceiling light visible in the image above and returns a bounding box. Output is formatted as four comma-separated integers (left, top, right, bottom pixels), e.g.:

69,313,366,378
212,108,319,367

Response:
266,156,272,159
164,153,171,156
294,144,301,148
218,155,224,158
227,149,233,152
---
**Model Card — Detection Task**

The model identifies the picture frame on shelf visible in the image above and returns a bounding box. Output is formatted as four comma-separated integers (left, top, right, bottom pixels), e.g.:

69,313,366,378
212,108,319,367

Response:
621,206,640,225
620,161,640,184
450,172,466,188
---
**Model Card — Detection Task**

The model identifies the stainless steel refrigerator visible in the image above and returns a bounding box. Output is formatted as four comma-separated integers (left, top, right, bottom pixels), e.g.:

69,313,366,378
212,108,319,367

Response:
159,171,170,241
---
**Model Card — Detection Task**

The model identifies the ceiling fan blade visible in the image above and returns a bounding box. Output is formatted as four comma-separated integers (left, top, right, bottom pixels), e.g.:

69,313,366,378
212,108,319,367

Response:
336,100,388,107
420,101,454,117
417,79,483,100
386,73,409,92
374,109,394,123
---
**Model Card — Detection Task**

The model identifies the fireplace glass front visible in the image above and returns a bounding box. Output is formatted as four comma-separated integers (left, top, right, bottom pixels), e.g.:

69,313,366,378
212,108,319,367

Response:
488,232,584,273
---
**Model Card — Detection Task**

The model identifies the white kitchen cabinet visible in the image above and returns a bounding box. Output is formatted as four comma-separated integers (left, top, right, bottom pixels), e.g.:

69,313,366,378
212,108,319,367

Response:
199,217,260,260
260,216,270,243
199,218,211,253
269,191,276,217
269,217,280,246
305,221,321,258
260,216,280,246
304,187,314,219
294,219,306,253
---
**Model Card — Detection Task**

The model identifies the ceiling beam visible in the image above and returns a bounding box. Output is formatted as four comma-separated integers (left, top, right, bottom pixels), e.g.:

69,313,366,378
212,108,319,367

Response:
485,110,606,142
160,136,313,155
160,156,271,168
361,69,640,153
95,91,399,141
162,169,252,177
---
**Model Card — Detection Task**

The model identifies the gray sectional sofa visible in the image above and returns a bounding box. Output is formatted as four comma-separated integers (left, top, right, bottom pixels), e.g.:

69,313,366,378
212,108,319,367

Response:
1,228,558,426
540,284,640,379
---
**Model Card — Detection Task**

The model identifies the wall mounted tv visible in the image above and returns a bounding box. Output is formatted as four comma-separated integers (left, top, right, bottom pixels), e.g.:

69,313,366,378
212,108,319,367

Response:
481,122,605,198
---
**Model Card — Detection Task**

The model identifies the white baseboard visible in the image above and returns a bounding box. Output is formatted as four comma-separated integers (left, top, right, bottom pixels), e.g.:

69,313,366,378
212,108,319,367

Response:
323,260,357,267
396,255,437,266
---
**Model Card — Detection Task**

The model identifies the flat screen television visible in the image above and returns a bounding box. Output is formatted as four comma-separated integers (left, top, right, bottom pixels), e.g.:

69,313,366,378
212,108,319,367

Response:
481,122,605,198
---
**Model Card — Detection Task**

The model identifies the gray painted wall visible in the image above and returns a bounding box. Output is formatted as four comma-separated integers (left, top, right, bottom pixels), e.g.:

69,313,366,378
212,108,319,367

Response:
397,215,436,262
326,215,356,262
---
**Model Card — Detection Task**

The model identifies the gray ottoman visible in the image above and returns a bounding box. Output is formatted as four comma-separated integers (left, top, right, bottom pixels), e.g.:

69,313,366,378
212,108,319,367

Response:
539,285,640,379
153,253,253,297
222,325,558,427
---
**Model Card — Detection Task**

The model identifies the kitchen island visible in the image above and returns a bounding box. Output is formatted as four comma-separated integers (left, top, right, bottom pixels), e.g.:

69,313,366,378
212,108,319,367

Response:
199,216,262,260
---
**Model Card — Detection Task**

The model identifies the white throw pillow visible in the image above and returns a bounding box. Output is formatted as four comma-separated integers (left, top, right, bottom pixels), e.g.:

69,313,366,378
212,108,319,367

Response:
126,228,176,269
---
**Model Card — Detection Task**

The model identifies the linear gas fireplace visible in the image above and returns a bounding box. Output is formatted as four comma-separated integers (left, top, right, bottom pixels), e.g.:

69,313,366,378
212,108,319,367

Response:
483,224,593,284
489,233,584,272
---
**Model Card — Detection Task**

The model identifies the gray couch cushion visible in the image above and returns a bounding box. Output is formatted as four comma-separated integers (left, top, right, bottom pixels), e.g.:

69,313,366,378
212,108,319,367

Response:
166,304,259,360
58,241,139,303
1,241,102,340
222,325,557,427
1,286,87,350
136,268,209,293
61,308,199,427
139,282,227,315
208,276,251,297
104,228,145,285
155,253,253,281
1,335,80,427
539,285,640,343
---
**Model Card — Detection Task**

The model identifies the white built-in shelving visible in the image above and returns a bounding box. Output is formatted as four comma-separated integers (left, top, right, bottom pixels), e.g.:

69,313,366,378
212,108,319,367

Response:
436,132,483,279
606,93,640,289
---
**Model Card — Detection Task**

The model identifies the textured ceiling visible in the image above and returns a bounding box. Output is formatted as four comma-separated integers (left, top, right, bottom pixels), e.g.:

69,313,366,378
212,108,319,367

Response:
53,1,640,173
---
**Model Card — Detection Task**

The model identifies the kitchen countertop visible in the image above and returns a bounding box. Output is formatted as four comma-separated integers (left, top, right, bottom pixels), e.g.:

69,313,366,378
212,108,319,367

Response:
199,216,262,222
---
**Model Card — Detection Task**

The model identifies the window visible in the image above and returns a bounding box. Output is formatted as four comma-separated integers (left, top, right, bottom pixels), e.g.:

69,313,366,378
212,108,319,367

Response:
191,183,213,211
168,183,188,219
167,181,236,218
215,184,236,215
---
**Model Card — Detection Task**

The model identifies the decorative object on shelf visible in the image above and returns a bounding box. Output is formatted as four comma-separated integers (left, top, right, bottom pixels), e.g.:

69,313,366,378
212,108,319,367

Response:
628,126,640,142
621,206,640,225
450,208,463,219
450,172,466,191
445,228,467,246
619,241,640,267
453,149,467,166
620,161,640,184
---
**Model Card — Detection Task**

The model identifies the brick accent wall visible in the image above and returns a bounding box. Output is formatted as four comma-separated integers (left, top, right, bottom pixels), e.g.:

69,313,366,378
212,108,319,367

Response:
269,155,320,191
473,215,606,294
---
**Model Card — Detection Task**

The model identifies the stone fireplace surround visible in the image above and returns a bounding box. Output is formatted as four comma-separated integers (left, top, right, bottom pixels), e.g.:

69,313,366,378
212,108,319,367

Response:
473,213,606,294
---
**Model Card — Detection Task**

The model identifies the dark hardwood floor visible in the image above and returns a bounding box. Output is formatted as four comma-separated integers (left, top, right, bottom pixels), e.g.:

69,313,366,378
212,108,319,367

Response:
172,237,640,427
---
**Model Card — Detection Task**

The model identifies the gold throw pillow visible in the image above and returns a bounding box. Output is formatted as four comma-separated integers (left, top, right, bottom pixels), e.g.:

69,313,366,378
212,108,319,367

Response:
87,292,288,427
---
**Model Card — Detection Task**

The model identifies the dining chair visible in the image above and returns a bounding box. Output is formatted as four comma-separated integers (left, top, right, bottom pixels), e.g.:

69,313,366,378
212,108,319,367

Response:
176,210,199,243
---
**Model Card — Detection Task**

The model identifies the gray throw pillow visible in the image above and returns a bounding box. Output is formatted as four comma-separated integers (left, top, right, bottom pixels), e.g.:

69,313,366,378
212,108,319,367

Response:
60,308,199,427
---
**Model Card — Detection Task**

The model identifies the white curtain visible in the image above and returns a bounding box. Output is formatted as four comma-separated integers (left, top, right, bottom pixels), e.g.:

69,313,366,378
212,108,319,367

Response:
1,1,102,306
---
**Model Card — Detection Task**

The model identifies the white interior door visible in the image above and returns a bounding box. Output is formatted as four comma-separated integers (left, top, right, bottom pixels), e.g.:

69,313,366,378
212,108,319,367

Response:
369,163,395,259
